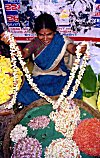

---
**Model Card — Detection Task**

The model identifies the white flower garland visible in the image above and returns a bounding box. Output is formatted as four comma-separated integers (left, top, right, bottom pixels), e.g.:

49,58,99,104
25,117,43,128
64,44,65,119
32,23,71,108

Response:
3,35,20,109
55,43,90,109
4,31,90,110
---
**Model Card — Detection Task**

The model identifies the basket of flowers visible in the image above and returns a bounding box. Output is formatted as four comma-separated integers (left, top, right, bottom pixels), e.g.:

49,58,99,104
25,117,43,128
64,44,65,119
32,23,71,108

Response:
2,97,100,158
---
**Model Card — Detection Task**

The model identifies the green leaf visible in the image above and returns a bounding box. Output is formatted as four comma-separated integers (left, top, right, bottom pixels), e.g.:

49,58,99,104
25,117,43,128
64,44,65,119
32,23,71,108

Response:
98,73,100,83
80,65,97,92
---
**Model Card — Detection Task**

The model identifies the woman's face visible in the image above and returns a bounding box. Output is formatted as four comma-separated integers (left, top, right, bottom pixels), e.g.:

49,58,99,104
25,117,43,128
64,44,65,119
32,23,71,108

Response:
37,28,55,45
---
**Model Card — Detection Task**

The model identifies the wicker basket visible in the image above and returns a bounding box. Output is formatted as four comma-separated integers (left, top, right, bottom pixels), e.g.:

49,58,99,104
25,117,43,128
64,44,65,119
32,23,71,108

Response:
3,97,100,158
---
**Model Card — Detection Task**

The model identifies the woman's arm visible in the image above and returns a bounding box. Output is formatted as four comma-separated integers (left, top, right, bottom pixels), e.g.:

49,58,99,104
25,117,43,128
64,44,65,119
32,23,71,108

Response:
67,43,76,55
67,43,87,55
0,31,32,59
66,37,87,55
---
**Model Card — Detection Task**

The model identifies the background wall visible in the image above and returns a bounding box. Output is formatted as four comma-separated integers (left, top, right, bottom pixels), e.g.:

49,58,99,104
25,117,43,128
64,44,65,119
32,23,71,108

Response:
0,0,100,43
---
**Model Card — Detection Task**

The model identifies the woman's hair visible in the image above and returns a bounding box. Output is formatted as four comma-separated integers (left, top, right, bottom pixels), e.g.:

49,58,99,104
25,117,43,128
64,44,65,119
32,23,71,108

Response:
34,13,57,33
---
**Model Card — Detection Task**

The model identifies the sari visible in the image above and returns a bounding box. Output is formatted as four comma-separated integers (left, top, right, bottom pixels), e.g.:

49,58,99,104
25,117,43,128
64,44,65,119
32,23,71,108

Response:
17,32,82,106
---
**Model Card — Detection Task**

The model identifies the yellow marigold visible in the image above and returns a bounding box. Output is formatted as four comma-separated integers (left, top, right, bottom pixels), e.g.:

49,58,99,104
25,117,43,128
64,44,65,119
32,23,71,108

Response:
97,90,100,111
0,55,23,104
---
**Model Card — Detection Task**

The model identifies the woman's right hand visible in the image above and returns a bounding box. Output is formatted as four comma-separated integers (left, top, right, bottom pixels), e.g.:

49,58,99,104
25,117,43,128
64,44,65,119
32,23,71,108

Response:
0,32,10,45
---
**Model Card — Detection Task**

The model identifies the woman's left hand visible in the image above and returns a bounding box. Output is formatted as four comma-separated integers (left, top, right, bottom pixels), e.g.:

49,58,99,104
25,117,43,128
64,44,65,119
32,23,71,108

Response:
0,32,10,45
79,44,87,54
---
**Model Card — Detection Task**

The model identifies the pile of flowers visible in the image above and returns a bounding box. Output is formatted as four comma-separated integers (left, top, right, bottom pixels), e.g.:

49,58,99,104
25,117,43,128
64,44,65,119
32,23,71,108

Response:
45,138,81,158
49,99,80,138
28,115,50,130
11,137,42,158
0,55,23,105
10,124,28,142
73,118,100,156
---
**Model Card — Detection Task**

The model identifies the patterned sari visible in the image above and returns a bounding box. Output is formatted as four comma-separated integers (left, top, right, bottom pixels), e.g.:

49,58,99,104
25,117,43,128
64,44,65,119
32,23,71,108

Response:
17,32,82,106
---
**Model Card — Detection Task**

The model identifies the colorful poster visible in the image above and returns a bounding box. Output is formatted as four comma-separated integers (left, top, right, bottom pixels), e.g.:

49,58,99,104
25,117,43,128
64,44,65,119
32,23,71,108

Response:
0,0,34,42
1,0,100,42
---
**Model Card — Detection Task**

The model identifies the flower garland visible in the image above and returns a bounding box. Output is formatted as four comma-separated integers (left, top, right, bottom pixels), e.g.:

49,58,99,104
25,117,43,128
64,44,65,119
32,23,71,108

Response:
55,43,90,109
3,33,21,109
4,31,90,110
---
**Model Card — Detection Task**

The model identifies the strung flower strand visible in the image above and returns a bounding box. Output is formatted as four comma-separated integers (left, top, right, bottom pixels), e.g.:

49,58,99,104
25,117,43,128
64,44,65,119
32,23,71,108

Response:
4,31,90,109
68,43,90,99
3,32,20,109
54,42,90,109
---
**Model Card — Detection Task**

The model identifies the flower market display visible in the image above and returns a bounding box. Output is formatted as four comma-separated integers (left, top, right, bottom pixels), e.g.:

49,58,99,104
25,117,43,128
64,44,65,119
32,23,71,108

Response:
9,103,100,158
2,31,100,158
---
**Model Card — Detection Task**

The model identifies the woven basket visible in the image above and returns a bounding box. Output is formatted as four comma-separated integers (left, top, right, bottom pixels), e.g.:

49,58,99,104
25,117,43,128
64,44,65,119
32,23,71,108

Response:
3,97,100,158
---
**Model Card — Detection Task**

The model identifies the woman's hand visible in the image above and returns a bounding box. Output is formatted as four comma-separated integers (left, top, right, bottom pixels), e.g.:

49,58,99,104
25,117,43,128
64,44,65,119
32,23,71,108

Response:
67,43,87,55
0,32,10,45
79,43,87,54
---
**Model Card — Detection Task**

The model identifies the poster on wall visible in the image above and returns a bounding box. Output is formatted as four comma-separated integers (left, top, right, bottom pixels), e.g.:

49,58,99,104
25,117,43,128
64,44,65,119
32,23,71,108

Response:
0,0,35,42
0,0,100,42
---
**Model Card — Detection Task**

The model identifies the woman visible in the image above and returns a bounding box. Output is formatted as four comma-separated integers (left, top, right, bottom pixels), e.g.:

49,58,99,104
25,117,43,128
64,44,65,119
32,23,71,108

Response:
1,13,86,106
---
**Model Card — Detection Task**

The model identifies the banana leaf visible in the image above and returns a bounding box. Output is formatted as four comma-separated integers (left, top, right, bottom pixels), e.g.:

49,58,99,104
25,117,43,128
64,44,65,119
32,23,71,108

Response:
98,73,100,83
80,65,97,96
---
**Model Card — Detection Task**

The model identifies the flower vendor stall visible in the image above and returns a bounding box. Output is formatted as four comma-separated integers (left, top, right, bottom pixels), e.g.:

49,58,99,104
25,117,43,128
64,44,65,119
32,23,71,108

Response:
0,31,99,158
0,0,100,157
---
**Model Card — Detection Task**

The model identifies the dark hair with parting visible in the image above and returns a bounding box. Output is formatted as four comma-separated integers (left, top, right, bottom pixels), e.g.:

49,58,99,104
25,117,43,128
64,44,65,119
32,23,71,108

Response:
34,12,57,34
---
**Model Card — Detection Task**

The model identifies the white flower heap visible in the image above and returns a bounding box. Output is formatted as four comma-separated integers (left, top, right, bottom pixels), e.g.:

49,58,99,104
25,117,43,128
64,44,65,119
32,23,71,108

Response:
10,124,28,142
4,31,90,110
45,138,82,158
49,99,81,138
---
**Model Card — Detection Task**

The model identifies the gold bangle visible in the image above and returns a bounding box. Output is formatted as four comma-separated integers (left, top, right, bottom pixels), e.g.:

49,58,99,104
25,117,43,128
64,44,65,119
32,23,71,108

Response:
25,48,29,51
